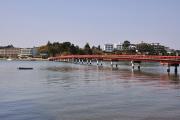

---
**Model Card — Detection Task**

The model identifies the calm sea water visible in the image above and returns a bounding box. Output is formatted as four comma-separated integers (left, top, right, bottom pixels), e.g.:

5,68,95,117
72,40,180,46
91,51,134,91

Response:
0,60,180,120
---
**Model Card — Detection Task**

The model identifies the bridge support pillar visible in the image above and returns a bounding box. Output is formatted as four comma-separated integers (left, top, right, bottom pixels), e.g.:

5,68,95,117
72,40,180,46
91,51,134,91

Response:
131,61,134,70
167,65,170,73
138,65,140,71
174,64,179,74
100,61,103,66
97,60,99,66
175,66,178,74
167,64,179,74
111,61,113,67
89,60,92,65
137,63,141,71
74,59,77,63
87,59,91,65
86,59,89,64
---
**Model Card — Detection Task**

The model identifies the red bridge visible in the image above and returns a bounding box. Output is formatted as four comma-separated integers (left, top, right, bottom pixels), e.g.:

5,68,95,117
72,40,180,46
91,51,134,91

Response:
48,55,180,74
49,55,180,64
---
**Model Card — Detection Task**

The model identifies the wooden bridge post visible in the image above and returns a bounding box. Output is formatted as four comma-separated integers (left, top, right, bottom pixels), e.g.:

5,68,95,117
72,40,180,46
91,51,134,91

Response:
138,63,141,71
72,58,75,63
115,64,118,68
167,64,170,73
74,59,76,63
174,64,179,74
111,61,113,67
167,64,179,74
86,59,91,65
97,60,99,66
89,60,92,65
70,58,73,63
131,61,134,70
100,60,103,66
78,59,81,64
175,65,178,74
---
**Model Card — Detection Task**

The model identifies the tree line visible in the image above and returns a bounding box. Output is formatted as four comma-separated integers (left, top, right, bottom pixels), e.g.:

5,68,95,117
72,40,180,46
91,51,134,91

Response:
38,41,103,57
38,40,178,57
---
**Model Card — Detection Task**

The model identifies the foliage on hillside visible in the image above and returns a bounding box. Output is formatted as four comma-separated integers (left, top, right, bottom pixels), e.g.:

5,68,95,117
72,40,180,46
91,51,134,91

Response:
38,41,103,57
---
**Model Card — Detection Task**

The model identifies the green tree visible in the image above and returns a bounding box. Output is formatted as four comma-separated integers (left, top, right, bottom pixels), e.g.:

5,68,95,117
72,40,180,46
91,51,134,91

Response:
69,44,78,54
91,45,103,55
97,45,101,51
38,41,104,56
46,41,55,56
84,43,92,55
122,40,130,50
136,43,155,55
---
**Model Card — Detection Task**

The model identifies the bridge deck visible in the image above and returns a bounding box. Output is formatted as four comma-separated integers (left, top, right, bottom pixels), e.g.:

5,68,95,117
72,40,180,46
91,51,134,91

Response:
49,55,180,64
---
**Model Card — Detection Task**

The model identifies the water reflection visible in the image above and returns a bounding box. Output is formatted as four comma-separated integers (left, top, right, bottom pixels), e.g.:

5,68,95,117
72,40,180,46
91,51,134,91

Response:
46,64,180,88
1,61,180,120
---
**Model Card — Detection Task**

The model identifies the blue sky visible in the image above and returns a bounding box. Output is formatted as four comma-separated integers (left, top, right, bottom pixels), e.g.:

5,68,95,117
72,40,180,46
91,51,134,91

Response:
0,0,180,49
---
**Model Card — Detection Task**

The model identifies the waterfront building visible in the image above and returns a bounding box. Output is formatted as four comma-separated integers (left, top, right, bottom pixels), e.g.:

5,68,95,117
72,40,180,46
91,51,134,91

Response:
19,47,38,58
116,44,123,51
104,44,114,52
19,48,33,57
165,47,175,54
151,43,163,51
0,48,20,58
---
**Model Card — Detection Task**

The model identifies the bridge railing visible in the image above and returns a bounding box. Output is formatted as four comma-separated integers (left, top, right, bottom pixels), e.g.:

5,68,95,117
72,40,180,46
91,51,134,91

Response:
48,55,180,63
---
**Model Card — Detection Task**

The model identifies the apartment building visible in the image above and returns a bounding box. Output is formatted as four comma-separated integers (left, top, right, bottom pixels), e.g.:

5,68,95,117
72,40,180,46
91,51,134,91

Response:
104,44,114,52
0,48,20,58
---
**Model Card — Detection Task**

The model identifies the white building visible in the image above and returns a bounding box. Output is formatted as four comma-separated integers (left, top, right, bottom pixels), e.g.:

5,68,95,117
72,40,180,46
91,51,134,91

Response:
19,47,38,57
115,43,136,51
116,44,123,51
104,44,114,52
165,47,175,54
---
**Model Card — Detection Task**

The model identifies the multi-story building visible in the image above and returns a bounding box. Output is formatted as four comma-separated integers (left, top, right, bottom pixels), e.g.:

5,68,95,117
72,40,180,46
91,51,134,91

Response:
0,48,20,58
19,47,38,58
0,45,39,58
151,43,160,51
19,48,33,57
165,47,175,54
116,44,123,51
115,43,136,51
104,44,114,52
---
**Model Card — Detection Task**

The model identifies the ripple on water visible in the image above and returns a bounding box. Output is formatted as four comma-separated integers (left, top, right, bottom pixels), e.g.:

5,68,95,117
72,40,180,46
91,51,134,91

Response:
1,61,180,120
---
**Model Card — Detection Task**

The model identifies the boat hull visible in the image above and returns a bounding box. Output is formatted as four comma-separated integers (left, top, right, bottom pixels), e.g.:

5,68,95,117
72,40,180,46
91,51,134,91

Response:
18,67,33,70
